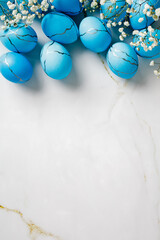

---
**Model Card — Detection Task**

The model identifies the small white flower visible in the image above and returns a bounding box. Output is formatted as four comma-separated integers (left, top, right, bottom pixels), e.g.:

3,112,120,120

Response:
138,17,144,23
150,60,155,66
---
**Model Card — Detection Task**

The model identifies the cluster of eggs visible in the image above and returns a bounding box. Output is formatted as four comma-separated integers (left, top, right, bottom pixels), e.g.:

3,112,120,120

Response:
0,0,160,83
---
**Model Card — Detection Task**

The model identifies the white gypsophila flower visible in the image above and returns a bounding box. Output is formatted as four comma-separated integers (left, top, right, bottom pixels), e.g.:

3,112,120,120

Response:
150,60,155,66
138,17,144,22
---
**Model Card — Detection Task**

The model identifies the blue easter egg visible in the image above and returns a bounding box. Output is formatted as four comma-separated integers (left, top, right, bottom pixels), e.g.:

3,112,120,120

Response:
0,23,38,53
0,0,14,16
79,16,112,53
40,41,72,80
0,52,33,83
41,12,79,44
106,42,138,79
51,0,83,15
133,29,160,59
130,0,160,30
100,0,127,23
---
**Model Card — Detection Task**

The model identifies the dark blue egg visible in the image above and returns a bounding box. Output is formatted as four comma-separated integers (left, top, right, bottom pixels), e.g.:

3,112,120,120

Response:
0,52,33,83
41,12,78,44
106,42,139,79
40,41,72,80
101,0,127,23
51,0,83,15
133,29,160,59
130,0,160,30
0,23,38,53
79,16,112,53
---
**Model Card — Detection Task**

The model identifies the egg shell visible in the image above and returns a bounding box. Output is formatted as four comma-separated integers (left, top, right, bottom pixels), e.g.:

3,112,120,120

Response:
79,16,112,53
0,52,33,83
0,0,14,16
0,24,38,53
133,29,160,59
41,12,79,44
130,0,160,30
101,0,127,23
40,41,72,80
106,42,139,79
51,0,83,15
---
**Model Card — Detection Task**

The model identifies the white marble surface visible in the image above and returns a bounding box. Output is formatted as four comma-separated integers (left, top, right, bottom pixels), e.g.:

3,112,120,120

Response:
0,20,160,240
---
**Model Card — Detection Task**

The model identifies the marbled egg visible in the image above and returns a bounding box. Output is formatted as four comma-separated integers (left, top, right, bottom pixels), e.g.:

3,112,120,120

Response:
51,0,83,15
106,42,138,79
0,0,14,16
133,29,160,59
0,24,38,53
40,41,72,80
0,52,33,83
41,12,79,44
130,0,160,30
79,16,112,53
101,0,127,23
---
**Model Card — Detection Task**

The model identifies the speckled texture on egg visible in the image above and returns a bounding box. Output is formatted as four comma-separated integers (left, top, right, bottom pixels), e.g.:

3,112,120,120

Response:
79,16,112,53
40,41,72,80
106,42,139,79
0,52,33,83
41,12,79,44
0,24,38,53
133,29,160,59
51,0,83,15
130,0,160,30
101,0,127,23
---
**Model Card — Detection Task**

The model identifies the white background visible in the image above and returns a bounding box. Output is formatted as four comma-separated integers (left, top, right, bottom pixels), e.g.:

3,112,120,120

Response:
0,19,160,240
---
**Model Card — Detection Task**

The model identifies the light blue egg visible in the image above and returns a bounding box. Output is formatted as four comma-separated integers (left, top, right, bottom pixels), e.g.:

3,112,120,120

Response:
0,23,38,53
40,41,72,80
0,52,33,83
0,0,14,16
106,42,138,79
133,29,160,59
51,0,83,15
41,12,79,44
130,0,160,30
101,0,127,23
79,16,112,53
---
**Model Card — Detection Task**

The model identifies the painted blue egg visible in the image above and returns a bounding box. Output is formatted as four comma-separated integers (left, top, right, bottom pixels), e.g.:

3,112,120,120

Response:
79,16,112,53
40,41,72,80
130,0,160,30
0,24,38,53
133,29,160,59
51,0,83,15
41,12,79,44
0,0,14,16
100,0,127,23
0,52,33,83
106,42,139,79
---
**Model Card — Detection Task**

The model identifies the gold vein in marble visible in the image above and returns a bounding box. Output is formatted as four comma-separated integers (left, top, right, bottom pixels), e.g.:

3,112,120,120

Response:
0,205,61,240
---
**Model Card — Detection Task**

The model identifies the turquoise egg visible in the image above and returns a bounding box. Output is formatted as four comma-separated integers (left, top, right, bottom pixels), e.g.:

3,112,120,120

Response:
133,29,160,59
0,24,38,53
0,52,33,83
79,16,112,53
130,0,160,30
0,0,14,16
51,0,83,15
106,42,138,79
100,0,127,23
41,12,79,44
40,41,72,80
